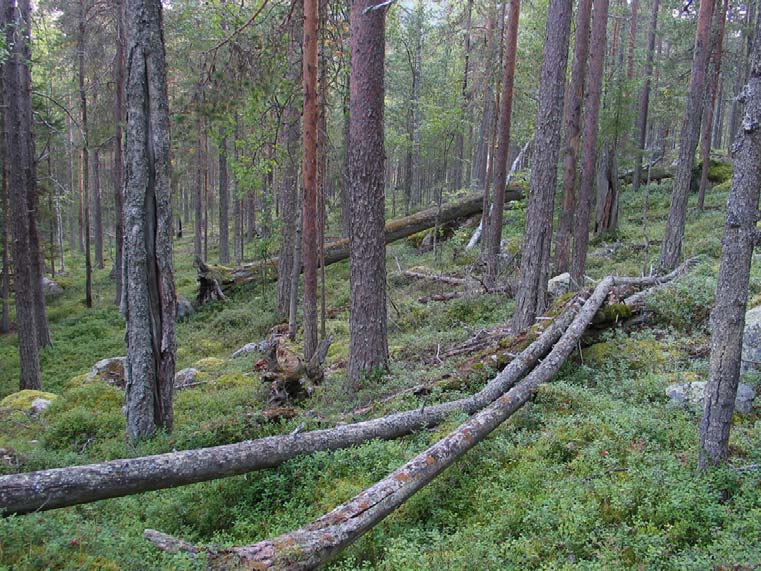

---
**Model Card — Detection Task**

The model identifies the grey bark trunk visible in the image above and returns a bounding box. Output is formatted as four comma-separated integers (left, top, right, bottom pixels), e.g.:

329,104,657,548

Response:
121,0,177,441
219,133,230,264
699,2,761,468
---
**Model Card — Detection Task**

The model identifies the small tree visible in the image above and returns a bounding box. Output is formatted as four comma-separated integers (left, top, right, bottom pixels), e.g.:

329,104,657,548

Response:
699,1,761,468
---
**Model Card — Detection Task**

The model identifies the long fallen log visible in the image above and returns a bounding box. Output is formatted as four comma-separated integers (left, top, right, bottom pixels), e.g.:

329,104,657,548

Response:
0,301,571,516
145,276,621,569
197,188,524,303
0,261,695,516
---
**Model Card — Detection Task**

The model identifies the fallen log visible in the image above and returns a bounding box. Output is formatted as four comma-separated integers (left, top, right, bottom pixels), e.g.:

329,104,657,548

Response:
0,262,695,516
198,189,524,303
145,276,620,569
402,269,472,286
418,284,512,304
0,301,571,516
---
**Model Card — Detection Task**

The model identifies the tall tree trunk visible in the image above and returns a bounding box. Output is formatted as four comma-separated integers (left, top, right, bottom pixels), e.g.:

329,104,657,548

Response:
553,0,593,274
658,0,716,271
347,0,388,383
122,0,177,441
218,131,230,264
79,0,93,308
728,3,754,144
0,67,8,335
113,0,126,305
3,0,41,389
570,0,610,286
626,0,639,80
302,0,319,360
277,7,303,318
233,114,242,264
631,0,660,195
698,0,729,210
486,0,520,281
193,108,204,260
699,2,761,467
512,0,573,331
451,0,473,192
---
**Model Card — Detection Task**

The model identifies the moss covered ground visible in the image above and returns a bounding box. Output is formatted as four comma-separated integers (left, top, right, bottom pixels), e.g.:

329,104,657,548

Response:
1,179,760,570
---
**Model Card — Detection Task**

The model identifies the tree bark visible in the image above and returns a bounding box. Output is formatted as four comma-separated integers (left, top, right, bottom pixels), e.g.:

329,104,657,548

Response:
697,0,728,210
3,0,41,388
570,0,610,287
486,0,520,281
626,0,639,80
699,2,761,468
218,133,230,264
553,0,593,275
113,0,126,306
658,0,716,271
347,0,389,383
594,142,620,235
0,65,8,335
302,0,319,360
79,0,93,308
194,110,205,260
512,0,573,331
92,146,104,269
631,0,660,195
121,0,177,441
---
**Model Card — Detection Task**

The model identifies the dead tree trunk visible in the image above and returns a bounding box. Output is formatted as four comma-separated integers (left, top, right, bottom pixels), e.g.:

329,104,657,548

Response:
512,0,572,331
196,189,523,303
594,143,620,236
658,0,716,271
121,0,177,441
699,2,761,468
144,276,624,570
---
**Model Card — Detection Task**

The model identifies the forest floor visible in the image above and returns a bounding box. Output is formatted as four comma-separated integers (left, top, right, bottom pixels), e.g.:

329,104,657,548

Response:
1,176,760,570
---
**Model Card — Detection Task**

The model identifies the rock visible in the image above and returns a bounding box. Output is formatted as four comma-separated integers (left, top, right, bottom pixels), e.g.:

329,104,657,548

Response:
30,398,53,414
42,276,63,297
232,341,265,359
547,273,571,297
0,390,59,412
741,306,761,373
88,357,127,389
666,381,756,414
177,295,194,320
175,368,201,389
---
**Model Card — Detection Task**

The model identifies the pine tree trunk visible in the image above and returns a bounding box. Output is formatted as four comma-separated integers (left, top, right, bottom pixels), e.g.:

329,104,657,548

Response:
122,0,176,441
512,0,573,331
570,0,610,286
631,0,660,195
92,146,104,269
553,0,593,274
0,64,9,335
218,133,230,264
113,0,126,305
347,0,389,383
193,112,204,260
302,0,319,360
486,0,520,281
79,0,93,308
699,2,761,468
658,0,715,271
3,0,41,389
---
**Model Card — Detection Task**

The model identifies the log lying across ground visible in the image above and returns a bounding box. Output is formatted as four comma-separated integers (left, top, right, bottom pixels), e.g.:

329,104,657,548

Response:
0,261,695,517
197,188,524,302
146,270,680,569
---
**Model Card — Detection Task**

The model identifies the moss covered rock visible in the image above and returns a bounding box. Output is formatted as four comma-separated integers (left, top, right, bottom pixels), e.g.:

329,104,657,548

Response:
193,357,226,372
583,338,668,371
0,390,59,412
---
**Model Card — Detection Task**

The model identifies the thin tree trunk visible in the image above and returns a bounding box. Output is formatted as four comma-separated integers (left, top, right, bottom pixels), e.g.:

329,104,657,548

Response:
658,0,716,271
699,2,761,468
451,0,473,192
233,114,242,264
570,0,610,287
92,146,104,269
698,0,728,210
512,0,573,331
113,0,126,305
631,0,660,195
193,110,204,260
218,132,230,264
79,0,93,308
121,0,177,441
347,0,389,383
553,0,593,274
486,0,520,281
626,0,639,80
302,0,319,360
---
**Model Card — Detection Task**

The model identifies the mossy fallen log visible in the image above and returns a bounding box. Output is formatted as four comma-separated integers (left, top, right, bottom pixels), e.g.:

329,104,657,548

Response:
197,189,524,303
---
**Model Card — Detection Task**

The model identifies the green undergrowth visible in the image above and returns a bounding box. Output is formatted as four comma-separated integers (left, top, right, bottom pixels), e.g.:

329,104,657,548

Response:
1,182,760,570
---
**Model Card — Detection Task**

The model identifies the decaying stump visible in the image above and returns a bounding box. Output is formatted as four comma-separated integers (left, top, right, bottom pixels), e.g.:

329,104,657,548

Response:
258,335,333,406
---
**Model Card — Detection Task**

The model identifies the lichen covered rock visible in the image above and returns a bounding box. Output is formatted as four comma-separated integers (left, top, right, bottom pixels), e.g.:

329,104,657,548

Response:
88,357,127,389
666,380,756,414
0,390,59,413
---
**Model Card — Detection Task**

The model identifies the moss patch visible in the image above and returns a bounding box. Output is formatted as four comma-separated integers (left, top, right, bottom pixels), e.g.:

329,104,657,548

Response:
583,338,669,371
0,390,59,411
